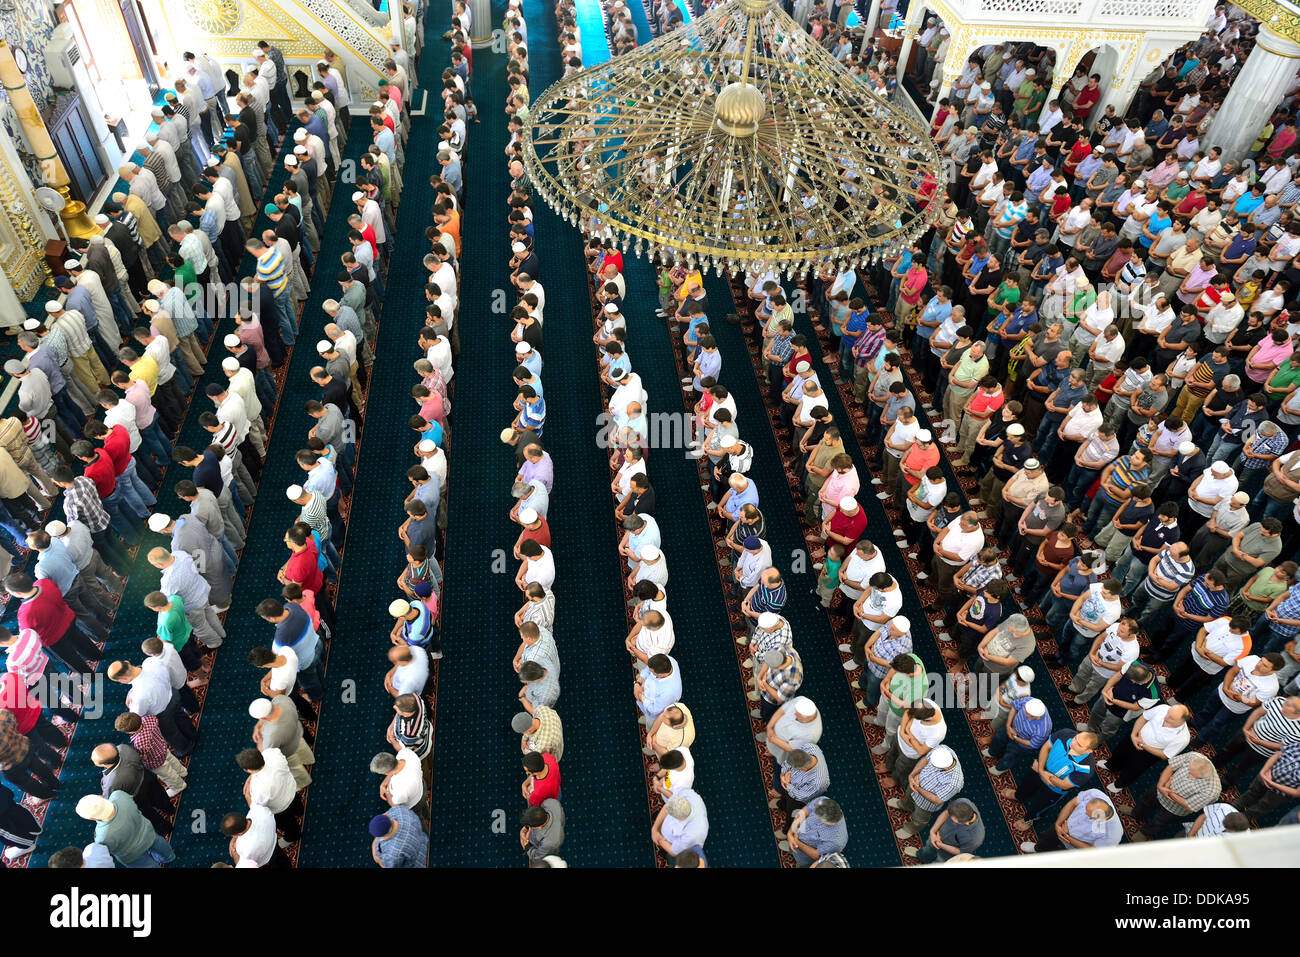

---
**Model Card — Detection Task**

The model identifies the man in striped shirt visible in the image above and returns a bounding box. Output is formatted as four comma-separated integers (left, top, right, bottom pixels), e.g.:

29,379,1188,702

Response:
287,484,338,571
1128,542,1196,632
0,627,47,688
248,237,296,347
1212,695,1300,785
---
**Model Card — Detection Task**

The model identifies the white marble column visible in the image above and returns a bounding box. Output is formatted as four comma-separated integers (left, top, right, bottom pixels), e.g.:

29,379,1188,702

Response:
0,262,25,331
470,0,493,47
1209,24,1300,163
895,5,925,82
861,0,883,56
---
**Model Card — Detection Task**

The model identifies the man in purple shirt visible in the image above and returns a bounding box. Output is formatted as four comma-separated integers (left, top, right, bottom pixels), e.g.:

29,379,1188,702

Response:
518,442,554,494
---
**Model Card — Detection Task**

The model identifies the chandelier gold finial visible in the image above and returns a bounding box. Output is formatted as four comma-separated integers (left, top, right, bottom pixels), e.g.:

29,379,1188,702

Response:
714,82,765,137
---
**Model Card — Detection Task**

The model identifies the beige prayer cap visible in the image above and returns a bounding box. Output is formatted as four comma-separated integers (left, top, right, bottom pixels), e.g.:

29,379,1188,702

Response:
76,795,115,820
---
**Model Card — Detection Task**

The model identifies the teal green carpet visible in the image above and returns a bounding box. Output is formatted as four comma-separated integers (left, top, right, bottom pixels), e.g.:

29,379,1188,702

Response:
294,24,453,867
421,0,656,867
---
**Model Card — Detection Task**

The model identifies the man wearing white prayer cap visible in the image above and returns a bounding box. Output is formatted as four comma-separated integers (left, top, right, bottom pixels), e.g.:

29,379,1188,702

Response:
76,791,175,866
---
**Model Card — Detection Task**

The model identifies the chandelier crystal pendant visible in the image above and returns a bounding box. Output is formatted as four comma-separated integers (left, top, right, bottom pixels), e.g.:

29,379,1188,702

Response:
522,0,943,279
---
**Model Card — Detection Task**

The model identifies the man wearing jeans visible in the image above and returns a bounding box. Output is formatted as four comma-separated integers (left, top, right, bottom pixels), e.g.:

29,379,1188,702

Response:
75,793,175,867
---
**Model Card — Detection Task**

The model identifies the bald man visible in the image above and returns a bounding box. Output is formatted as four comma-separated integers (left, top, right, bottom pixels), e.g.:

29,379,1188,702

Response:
91,741,174,833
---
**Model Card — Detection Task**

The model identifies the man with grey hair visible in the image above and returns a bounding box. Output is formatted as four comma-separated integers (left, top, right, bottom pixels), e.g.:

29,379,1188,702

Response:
1124,752,1221,841
371,746,424,813
973,613,1036,677
651,789,709,858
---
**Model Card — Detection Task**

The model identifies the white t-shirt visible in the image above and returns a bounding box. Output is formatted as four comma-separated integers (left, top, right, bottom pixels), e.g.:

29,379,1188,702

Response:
1138,703,1190,757
1189,470,1239,517
1191,617,1246,674
234,804,278,867
1092,623,1140,674
859,585,903,623
249,748,296,813
393,649,430,696
906,478,946,523
1061,404,1103,440
388,747,425,808
1091,334,1126,366
900,700,947,759
661,746,696,796
270,645,299,694
636,615,676,656
838,547,886,598
939,526,985,566
1076,583,1120,637
1219,655,1280,713
886,418,920,458
524,545,556,588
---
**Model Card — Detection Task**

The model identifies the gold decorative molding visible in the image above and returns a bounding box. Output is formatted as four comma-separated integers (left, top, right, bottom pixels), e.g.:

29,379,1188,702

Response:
0,142,49,300
1233,0,1300,48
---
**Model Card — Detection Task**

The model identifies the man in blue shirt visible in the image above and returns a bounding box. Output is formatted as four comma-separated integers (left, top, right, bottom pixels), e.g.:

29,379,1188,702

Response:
261,598,324,701
28,529,112,624
1009,730,1100,826
635,655,682,721
988,696,1053,776
913,288,952,381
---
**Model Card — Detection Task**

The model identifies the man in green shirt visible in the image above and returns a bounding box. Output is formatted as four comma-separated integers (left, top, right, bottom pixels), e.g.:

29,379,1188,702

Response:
1023,80,1048,124
1012,72,1037,120
76,792,175,866
869,652,928,750
945,341,991,426
146,591,204,677
1265,354,1300,404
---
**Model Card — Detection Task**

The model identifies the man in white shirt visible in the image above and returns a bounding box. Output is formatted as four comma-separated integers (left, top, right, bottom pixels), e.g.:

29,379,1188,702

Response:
1106,702,1192,791
1070,618,1141,702
373,747,424,810
223,805,281,867
1197,653,1284,740
931,512,984,617
239,746,302,841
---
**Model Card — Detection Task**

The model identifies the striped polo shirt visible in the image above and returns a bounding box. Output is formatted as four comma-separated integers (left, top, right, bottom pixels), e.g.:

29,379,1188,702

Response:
1099,455,1149,505
1144,548,1196,601
1248,696,1300,756
256,246,289,296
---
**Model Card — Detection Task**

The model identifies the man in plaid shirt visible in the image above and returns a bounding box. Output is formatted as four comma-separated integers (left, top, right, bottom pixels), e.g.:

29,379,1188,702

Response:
114,711,188,794
51,466,131,565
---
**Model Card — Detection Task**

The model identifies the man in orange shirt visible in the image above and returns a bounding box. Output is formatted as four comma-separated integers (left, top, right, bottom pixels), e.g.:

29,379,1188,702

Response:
896,429,939,504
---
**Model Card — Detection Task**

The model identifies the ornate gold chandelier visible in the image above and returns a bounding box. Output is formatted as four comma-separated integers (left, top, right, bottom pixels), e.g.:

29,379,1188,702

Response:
522,0,942,279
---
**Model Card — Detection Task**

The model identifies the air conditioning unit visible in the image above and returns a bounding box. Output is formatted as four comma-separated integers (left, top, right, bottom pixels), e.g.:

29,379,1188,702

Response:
47,24,82,90
45,23,122,175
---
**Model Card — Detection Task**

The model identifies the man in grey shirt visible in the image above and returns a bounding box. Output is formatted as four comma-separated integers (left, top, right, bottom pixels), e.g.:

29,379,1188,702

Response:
521,799,564,865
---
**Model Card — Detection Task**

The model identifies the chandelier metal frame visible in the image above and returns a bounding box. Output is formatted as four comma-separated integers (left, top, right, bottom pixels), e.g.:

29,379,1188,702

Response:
521,0,943,278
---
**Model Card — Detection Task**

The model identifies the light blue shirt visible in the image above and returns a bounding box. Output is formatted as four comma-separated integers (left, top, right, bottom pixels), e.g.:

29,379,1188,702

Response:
35,542,80,594
638,656,682,720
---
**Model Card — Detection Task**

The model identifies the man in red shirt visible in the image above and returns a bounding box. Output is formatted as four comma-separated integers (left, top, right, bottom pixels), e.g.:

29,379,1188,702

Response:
83,420,156,516
5,573,103,674
824,497,868,549
1072,75,1101,121
0,669,72,753
522,751,561,806
517,508,552,554
280,525,324,599
70,439,147,542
